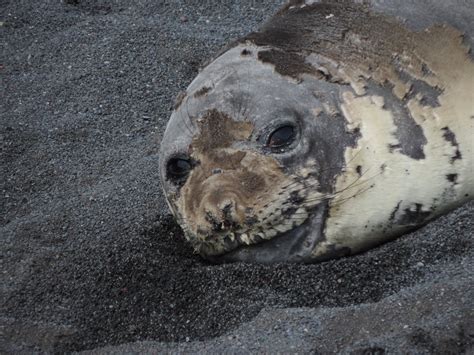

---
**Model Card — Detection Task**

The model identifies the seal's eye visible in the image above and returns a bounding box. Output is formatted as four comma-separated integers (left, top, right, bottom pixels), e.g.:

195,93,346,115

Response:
267,125,295,148
167,157,192,181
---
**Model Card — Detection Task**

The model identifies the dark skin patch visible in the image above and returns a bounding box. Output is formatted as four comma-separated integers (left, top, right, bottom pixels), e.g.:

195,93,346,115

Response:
389,200,403,223
234,0,461,114
245,22,301,49
240,2,408,79
240,49,252,56
365,81,427,160
193,86,211,98
275,106,359,194
441,126,462,163
421,63,433,76
282,206,298,218
446,174,458,184
289,191,304,205
397,69,442,108
258,49,319,80
191,109,253,153
397,203,431,226
388,143,401,153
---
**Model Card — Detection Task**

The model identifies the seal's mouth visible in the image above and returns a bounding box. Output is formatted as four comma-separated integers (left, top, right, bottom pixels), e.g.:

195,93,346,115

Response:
175,162,326,260
202,201,328,264
176,160,325,258
188,203,313,257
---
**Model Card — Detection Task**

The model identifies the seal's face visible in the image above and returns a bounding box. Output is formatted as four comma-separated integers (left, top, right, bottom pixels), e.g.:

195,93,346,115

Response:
171,108,321,257
160,45,357,263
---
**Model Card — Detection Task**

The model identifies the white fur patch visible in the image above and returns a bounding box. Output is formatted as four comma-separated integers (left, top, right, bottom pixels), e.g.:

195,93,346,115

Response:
316,26,474,256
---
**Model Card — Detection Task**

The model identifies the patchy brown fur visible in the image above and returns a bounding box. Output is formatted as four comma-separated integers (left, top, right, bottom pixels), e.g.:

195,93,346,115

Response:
258,49,320,80
243,1,471,97
175,110,317,255
193,86,211,98
173,91,187,110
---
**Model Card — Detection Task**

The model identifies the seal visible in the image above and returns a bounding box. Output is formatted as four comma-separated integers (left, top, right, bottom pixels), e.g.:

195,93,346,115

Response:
159,0,474,263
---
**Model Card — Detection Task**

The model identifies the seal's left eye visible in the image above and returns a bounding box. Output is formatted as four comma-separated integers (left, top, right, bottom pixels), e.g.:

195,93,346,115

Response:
167,157,192,181
267,125,295,148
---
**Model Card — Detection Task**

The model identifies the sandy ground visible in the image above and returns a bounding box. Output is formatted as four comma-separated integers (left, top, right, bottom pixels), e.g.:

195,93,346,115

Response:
1,0,473,353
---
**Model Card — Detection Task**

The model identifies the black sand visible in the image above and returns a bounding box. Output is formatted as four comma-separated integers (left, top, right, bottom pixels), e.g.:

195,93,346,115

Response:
1,1,473,353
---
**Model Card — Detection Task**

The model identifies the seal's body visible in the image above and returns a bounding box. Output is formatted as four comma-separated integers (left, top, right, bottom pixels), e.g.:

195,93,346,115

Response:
159,0,474,263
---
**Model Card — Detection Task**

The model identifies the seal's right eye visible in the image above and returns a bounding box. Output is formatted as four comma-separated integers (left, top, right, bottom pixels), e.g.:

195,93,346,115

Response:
167,157,192,182
267,125,296,149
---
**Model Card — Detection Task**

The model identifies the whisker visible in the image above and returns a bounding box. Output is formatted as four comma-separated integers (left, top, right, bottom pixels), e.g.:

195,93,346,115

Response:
330,185,374,208
333,166,374,192
331,171,381,198
301,168,380,204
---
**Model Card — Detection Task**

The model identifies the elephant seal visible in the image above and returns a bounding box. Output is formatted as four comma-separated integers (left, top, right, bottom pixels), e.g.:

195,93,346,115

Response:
159,0,474,263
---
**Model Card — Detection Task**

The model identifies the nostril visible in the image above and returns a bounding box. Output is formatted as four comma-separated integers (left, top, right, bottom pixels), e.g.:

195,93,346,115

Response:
204,199,241,232
205,211,222,232
222,202,233,218
221,202,238,230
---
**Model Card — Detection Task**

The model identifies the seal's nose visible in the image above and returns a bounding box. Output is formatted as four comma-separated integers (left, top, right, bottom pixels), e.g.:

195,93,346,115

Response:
205,200,239,232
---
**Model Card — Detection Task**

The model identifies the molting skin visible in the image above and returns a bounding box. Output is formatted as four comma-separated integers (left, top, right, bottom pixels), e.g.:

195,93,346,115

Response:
159,0,474,263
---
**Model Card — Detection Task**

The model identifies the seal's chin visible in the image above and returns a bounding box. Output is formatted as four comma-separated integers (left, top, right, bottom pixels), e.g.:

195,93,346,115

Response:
203,202,328,264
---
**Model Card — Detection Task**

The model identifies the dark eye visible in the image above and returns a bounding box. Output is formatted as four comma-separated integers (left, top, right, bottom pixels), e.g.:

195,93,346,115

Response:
267,125,295,148
167,157,192,181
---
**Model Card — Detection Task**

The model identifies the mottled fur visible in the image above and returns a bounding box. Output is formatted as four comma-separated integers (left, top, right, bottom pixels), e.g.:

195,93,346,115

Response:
160,0,473,263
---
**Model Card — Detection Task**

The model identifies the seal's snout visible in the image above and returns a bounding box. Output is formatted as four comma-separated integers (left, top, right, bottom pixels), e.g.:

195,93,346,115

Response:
206,204,237,232
221,201,237,229
203,192,246,233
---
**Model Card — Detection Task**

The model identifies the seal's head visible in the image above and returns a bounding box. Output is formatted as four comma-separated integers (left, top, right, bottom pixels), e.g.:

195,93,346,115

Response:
159,44,357,263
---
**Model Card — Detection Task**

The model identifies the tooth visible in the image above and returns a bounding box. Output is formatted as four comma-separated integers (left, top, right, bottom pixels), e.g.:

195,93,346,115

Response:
274,224,291,233
272,225,285,233
240,233,251,245
265,229,278,238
